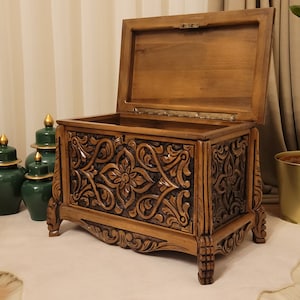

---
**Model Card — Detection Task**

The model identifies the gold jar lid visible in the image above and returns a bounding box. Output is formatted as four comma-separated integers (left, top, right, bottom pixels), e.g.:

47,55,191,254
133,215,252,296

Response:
31,114,56,150
24,152,53,180
0,134,22,167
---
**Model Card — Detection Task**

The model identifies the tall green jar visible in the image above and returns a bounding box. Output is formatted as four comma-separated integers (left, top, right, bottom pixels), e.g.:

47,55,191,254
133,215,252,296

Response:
25,114,56,173
0,134,25,215
22,152,53,221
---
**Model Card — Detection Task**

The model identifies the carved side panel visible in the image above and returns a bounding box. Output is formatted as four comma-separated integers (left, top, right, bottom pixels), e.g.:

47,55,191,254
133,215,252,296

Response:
211,135,249,230
68,132,194,233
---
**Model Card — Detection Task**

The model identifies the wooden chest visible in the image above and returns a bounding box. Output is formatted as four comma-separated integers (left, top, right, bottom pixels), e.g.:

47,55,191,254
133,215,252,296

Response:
47,8,274,285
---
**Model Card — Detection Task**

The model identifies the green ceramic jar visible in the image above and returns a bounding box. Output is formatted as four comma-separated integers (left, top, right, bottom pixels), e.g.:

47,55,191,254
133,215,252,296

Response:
25,114,56,172
22,152,53,221
0,134,25,215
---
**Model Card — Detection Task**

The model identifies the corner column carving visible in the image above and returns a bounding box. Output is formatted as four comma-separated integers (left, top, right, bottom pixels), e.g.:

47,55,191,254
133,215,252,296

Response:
196,141,215,285
47,125,63,237
251,128,266,243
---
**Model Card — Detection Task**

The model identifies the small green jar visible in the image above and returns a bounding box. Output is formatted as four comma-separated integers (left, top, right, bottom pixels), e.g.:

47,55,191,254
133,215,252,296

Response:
22,152,53,221
25,114,56,172
0,134,25,215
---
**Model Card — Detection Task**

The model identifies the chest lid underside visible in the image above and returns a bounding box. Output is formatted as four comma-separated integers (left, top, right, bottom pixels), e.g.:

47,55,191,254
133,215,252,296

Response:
116,8,274,124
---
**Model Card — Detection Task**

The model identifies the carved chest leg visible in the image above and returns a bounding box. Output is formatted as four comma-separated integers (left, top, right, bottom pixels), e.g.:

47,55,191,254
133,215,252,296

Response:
197,235,215,285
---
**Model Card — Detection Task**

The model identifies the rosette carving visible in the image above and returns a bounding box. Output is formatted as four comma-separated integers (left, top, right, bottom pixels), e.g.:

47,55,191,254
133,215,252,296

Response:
100,147,155,211
68,132,194,233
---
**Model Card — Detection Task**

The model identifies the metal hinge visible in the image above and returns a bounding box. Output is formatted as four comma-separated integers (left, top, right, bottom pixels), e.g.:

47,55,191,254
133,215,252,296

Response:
134,108,236,121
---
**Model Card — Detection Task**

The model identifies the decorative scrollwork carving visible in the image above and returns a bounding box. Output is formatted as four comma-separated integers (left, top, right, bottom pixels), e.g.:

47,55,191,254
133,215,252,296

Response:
211,135,249,229
83,221,168,253
68,132,194,233
215,222,252,255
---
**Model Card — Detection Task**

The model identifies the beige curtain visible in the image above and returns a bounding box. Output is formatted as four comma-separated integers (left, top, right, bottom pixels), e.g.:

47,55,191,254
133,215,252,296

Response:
208,0,300,199
0,0,208,163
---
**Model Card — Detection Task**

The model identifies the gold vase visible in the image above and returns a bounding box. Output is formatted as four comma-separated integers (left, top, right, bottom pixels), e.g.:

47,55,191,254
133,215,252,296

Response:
275,151,300,223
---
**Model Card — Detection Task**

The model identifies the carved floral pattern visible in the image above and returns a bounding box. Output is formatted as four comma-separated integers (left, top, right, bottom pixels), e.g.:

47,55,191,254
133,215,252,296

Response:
100,148,155,210
211,136,249,229
68,132,194,233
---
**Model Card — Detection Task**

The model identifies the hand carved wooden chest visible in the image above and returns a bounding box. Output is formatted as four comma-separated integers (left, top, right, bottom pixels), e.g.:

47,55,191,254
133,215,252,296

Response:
47,8,274,284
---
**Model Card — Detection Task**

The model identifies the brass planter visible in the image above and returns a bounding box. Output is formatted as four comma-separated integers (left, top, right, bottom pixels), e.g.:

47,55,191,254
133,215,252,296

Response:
275,151,300,223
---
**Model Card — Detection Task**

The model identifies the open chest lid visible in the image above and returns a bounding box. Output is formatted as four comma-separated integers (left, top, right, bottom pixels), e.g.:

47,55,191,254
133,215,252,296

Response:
116,8,274,124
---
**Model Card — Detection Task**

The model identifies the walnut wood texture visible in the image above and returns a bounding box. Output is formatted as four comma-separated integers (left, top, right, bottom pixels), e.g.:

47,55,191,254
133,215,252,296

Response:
47,8,274,285
117,8,274,124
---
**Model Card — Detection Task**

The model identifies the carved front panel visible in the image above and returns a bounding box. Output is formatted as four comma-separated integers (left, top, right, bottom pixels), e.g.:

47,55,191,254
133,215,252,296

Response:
211,135,249,230
68,132,194,233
